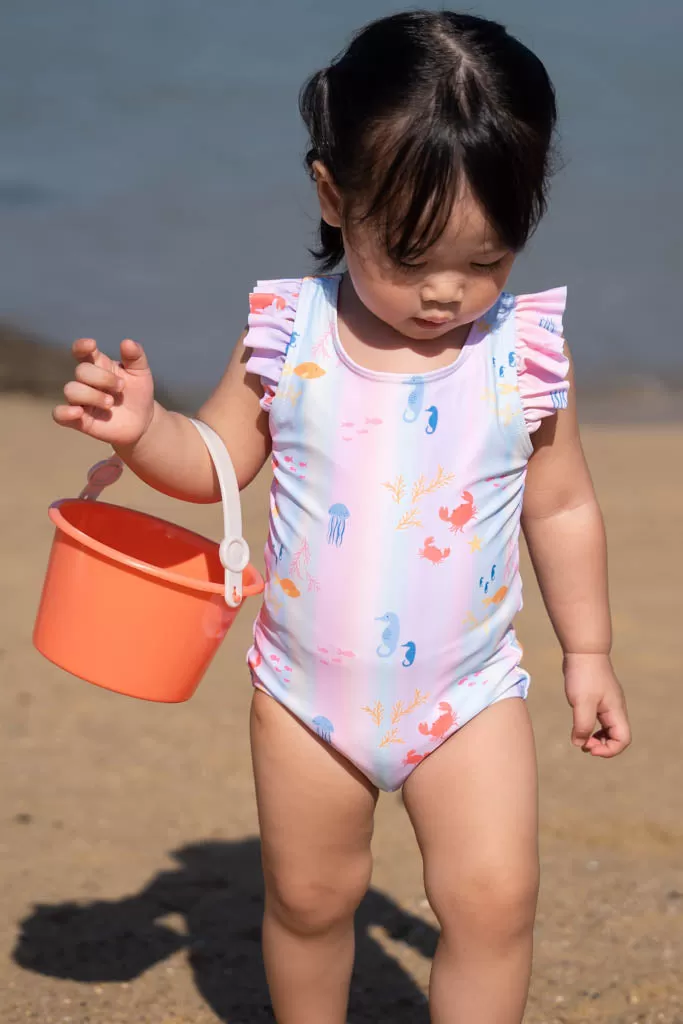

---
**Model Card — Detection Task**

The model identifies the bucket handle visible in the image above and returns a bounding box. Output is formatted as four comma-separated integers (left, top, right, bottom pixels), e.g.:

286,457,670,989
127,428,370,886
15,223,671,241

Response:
76,419,248,610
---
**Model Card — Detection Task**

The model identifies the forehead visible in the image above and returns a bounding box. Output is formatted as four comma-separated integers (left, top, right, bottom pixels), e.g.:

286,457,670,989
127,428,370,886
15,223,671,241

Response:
435,186,503,255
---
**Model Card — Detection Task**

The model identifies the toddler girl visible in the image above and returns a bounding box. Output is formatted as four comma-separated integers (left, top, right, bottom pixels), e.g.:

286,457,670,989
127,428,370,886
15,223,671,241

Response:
54,11,631,1023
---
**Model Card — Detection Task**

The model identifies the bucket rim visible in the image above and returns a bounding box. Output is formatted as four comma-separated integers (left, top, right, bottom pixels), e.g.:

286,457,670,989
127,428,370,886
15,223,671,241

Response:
48,498,265,598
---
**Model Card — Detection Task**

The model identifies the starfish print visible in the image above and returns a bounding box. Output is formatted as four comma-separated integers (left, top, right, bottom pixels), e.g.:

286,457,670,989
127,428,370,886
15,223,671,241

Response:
468,535,483,553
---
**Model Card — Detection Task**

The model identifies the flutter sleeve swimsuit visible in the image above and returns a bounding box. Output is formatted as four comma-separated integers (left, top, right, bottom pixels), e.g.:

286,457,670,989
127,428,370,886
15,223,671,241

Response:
244,274,569,791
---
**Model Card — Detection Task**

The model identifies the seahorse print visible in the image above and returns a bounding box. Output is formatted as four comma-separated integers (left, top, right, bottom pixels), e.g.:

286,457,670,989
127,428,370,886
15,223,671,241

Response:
376,613,400,657
401,641,417,667
403,376,425,423
425,406,439,434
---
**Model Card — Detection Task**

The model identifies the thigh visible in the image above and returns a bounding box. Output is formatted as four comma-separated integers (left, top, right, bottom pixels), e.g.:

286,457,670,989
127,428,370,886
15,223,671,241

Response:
402,697,538,915
251,689,378,898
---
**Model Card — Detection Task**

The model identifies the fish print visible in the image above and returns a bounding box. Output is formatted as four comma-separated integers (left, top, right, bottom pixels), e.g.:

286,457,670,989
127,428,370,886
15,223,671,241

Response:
275,575,301,598
294,362,326,379
483,585,508,607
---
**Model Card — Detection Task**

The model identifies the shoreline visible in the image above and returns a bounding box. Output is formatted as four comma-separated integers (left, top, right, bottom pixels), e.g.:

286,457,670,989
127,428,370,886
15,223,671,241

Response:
2,321,681,424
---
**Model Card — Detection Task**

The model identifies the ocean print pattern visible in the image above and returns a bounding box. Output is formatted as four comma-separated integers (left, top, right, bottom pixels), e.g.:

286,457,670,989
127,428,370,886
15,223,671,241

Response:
244,275,569,791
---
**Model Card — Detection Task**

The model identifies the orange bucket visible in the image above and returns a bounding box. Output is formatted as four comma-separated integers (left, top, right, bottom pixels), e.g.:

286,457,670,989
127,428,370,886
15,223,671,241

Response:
34,419,264,702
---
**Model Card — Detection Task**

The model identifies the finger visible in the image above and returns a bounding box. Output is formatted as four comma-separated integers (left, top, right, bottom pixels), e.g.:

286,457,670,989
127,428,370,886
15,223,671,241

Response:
587,732,630,757
119,339,149,373
63,381,115,411
570,699,598,747
72,337,100,363
53,404,85,427
592,708,631,756
75,361,123,393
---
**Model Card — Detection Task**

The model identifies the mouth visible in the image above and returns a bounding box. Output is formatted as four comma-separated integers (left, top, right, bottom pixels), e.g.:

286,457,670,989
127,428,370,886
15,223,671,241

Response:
411,316,456,330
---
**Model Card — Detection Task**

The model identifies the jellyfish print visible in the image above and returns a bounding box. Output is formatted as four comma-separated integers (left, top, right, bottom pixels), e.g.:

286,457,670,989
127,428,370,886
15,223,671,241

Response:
327,504,350,547
312,716,334,743
403,376,425,423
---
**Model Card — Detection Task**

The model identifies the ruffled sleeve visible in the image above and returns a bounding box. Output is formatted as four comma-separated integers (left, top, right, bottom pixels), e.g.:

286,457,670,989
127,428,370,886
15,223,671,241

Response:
515,287,569,434
244,279,302,412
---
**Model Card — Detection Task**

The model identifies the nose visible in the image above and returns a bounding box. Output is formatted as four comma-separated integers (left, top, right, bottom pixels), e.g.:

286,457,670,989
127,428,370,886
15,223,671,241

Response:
420,275,464,308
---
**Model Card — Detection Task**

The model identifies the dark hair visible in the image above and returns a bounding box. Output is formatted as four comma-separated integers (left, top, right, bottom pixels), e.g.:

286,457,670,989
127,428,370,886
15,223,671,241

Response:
299,10,558,271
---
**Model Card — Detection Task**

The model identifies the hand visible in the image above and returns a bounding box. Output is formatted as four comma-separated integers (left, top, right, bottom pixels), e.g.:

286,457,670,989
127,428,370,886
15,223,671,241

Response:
564,652,631,757
53,338,155,448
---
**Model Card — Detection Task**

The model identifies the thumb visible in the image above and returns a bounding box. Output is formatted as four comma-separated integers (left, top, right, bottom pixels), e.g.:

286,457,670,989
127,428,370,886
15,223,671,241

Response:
119,338,150,373
571,697,597,747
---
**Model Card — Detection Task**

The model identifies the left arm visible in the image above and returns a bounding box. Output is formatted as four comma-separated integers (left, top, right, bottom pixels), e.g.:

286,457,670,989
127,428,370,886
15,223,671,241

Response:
521,348,631,757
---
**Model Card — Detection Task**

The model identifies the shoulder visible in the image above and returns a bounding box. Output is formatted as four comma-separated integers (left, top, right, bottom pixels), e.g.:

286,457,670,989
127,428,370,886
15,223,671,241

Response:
243,279,303,412
512,287,570,434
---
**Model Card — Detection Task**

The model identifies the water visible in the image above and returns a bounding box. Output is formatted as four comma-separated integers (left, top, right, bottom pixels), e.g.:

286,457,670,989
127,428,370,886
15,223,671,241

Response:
1,0,682,401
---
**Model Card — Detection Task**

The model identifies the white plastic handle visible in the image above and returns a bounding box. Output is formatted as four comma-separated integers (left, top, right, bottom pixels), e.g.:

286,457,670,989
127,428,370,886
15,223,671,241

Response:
76,420,248,609
188,418,249,609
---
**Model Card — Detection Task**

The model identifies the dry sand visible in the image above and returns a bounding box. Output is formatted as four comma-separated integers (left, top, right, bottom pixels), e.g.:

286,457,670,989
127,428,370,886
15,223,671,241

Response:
1,393,681,1023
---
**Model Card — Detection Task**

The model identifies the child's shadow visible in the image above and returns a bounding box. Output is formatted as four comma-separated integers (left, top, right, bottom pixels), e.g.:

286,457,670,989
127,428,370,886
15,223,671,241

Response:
13,838,436,1022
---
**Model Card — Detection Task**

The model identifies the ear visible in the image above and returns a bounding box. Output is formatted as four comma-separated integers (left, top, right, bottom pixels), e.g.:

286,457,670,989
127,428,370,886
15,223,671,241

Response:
312,160,343,229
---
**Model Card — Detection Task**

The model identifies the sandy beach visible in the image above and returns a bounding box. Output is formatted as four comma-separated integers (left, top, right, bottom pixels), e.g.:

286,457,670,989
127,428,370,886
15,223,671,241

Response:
1,391,682,1023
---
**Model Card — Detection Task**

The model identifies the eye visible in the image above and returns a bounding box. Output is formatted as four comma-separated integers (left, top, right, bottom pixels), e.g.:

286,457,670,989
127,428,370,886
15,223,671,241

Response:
471,257,506,274
396,259,427,274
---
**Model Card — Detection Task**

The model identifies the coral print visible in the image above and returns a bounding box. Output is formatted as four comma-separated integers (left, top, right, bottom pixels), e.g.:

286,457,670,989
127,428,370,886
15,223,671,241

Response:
382,466,455,531
327,504,350,546
403,376,425,423
290,539,320,592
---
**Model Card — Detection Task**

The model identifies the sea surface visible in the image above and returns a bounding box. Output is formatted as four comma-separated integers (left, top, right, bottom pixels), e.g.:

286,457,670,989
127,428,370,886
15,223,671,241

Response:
1,0,682,403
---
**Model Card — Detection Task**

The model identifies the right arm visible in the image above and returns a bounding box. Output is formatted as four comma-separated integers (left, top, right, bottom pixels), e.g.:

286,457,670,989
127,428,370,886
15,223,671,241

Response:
53,332,270,502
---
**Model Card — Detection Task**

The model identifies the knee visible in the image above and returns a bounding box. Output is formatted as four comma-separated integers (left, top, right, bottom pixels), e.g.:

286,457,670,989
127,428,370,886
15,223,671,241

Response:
427,858,539,947
264,856,371,938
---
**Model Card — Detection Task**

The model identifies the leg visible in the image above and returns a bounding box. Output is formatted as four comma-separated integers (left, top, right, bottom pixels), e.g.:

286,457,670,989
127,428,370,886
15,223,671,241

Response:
403,697,538,1024
251,689,378,1024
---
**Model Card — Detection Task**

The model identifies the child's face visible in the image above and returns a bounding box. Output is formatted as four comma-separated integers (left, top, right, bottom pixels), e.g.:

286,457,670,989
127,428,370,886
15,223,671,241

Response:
316,167,515,342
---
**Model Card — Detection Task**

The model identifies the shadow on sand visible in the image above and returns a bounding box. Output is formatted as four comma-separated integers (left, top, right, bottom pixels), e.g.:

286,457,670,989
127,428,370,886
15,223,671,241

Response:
13,837,437,1022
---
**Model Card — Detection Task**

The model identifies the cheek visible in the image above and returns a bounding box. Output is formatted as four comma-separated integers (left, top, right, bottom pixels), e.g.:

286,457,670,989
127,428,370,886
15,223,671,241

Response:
346,255,413,320
468,267,514,317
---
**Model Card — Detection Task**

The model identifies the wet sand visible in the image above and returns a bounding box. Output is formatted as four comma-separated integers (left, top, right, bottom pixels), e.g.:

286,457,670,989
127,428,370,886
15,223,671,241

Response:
1,392,681,1023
